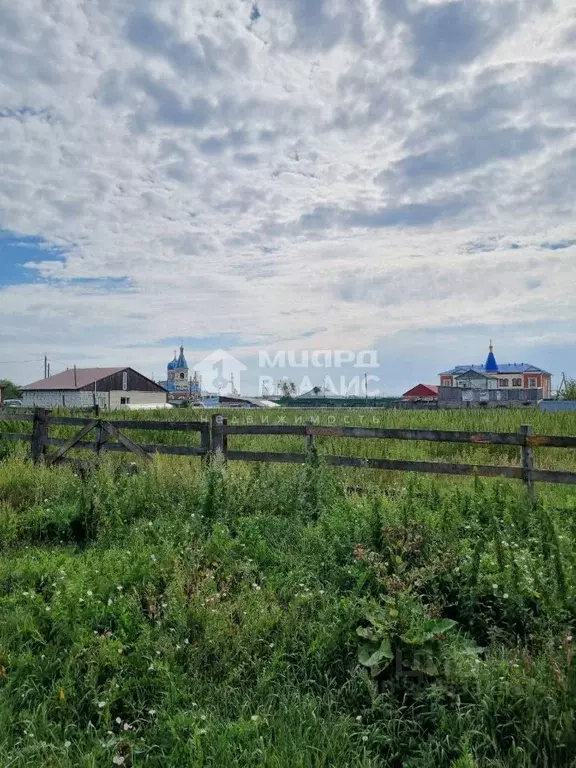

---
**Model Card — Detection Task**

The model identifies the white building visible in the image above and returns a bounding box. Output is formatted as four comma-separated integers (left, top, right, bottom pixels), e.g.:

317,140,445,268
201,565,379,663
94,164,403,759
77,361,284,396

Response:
21,367,167,410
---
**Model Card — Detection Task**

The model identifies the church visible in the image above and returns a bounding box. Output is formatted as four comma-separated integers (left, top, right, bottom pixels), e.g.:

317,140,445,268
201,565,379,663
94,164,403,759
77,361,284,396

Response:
159,346,201,398
439,342,552,398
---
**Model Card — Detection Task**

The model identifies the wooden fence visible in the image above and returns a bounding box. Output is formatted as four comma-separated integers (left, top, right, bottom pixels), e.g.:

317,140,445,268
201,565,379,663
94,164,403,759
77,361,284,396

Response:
1,409,576,496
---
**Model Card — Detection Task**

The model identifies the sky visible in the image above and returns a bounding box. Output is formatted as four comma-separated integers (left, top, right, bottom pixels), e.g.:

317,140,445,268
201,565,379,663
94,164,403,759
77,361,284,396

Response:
0,0,575,395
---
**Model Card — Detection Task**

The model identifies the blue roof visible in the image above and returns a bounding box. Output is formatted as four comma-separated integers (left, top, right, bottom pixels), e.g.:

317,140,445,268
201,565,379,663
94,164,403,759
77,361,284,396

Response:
441,363,549,375
485,349,498,373
175,346,188,369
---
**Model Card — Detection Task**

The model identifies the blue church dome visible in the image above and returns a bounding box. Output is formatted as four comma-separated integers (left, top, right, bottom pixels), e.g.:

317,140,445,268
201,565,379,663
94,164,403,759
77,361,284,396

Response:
175,345,188,369
167,352,178,371
485,340,498,373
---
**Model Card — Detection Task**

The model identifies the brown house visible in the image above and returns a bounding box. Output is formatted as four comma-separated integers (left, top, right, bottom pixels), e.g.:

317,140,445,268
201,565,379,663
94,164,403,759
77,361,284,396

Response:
21,367,167,410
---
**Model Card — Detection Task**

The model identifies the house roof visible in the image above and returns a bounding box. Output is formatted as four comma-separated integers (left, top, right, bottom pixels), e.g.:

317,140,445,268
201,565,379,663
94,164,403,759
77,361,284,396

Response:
23,368,126,391
440,363,550,376
403,384,438,397
454,368,490,379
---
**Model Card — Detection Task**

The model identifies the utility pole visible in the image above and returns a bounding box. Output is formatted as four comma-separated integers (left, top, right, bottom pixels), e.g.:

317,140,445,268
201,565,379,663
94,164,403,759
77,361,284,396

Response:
44,355,48,379
365,373,368,402
73,365,77,388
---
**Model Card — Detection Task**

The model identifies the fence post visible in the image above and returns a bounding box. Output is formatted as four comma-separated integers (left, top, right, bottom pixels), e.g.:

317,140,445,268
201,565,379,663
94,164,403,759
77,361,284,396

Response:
211,414,227,460
94,413,108,457
520,424,535,501
31,407,50,465
200,421,211,465
305,420,315,453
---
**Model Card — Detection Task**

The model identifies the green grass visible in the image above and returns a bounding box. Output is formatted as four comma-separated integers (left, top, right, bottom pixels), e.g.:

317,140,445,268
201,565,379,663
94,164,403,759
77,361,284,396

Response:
0,436,575,767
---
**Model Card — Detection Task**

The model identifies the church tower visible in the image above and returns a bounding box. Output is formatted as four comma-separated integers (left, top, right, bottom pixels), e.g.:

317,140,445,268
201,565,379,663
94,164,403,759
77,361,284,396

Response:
172,345,189,392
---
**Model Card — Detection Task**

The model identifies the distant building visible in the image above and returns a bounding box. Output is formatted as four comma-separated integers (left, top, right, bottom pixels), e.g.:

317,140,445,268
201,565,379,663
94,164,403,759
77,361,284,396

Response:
159,346,202,399
402,384,438,401
21,368,167,410
439,342,552,399
539,400,576,413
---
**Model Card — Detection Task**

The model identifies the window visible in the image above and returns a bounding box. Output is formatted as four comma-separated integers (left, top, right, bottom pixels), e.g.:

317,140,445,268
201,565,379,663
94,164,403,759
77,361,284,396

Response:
498,378,509,387
528,377,537,388
120,396,130,405
180,372,185,379
512,378,522,387
122,371,128,391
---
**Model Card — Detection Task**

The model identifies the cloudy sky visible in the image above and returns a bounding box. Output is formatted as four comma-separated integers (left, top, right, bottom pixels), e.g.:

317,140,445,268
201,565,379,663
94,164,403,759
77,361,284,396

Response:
1,0,575,394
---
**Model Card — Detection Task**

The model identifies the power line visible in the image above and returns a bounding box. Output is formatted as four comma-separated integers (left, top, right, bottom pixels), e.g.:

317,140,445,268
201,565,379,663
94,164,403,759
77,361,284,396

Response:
0,359,46,364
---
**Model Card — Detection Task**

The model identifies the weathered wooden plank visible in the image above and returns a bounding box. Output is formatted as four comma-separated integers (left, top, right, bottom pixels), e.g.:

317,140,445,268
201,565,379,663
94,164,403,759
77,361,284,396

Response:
305,426,526,445
0,432,32,441
48,416,98,426
105,419,207,432
227,451,306,464
47,420,98,465
531,469,576,485
100,421,152,461
226,450,526,480
0,413,34,422
527,435,576,448
223,425,307,436
46,437,206,456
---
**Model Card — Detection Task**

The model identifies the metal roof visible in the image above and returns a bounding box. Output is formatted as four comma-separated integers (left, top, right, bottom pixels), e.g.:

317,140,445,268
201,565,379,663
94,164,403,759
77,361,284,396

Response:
440,363,550,375
23,368,125,391
539,400,576,412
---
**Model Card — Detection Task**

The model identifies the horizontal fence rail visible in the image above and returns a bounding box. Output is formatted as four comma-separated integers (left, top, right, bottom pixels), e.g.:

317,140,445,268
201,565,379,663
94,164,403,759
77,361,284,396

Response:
1,410,576,495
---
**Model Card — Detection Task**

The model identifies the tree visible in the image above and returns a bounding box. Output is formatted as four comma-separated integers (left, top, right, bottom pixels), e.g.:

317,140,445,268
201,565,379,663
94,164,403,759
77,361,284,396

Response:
278,380,297,398
560,377,576,400
0,379,21,400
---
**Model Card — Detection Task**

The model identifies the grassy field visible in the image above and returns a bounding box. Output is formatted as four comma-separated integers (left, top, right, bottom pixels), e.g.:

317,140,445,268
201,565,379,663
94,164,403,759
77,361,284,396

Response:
0,409,575,766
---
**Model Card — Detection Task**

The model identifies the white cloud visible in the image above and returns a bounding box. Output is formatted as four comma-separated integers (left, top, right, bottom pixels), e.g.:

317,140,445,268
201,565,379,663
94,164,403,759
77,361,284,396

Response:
0,0,575,388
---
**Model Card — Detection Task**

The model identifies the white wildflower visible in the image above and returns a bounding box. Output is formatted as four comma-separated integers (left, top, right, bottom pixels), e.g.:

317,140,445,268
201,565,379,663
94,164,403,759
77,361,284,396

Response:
97,701,106,709
115,717,122,724
112,757,125,766
87,590,93,597
64,741,71,748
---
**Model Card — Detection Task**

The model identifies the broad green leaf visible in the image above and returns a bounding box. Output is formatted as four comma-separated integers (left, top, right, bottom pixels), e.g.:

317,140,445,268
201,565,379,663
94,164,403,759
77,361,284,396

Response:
422,619,457,637
356,626,374,640
358,637,394,668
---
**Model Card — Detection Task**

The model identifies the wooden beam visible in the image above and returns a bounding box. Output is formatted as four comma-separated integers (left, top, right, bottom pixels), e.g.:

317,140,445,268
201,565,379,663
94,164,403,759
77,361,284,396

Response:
47,420,98,465
105,419,207,431
0,432,32,441
99,421,152,461
305,426,527,445
223,425,306,436
46,437,206,456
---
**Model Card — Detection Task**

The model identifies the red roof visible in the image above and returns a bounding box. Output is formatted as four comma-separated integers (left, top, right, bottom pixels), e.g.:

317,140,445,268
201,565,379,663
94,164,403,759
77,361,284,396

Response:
402,384,439,398
23,368,125,391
